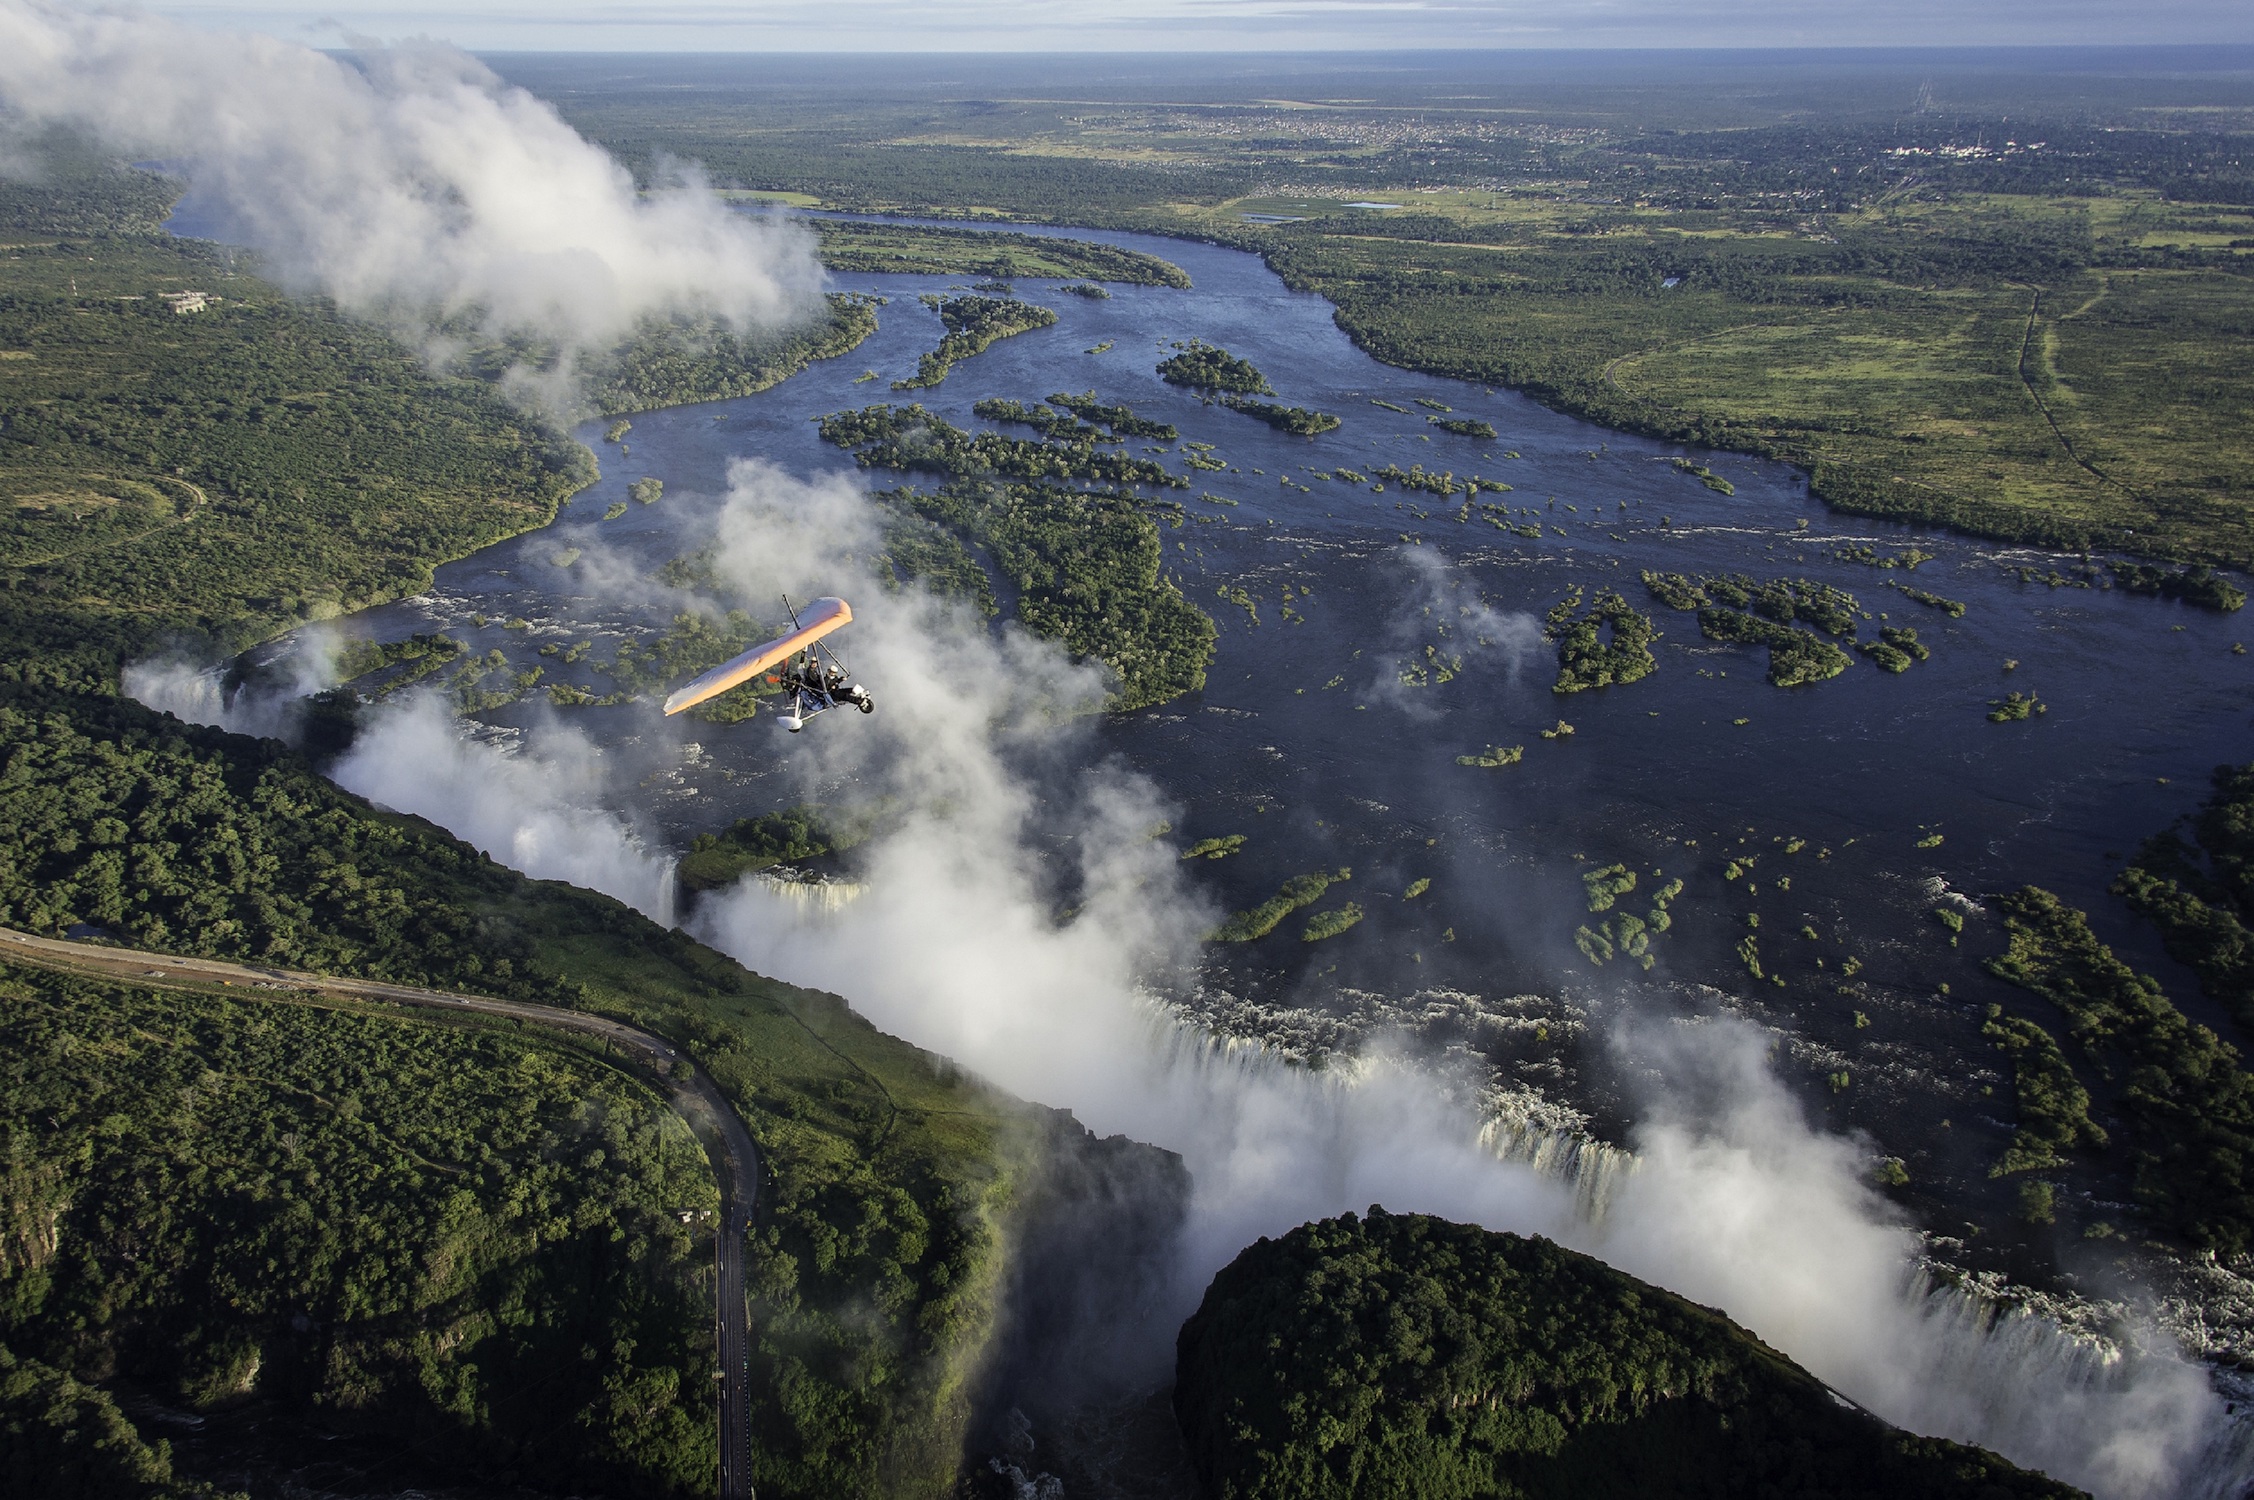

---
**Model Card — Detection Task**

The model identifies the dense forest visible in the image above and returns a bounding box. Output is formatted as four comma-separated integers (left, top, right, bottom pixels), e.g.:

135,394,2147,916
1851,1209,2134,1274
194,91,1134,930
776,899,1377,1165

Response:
0,965,719,1496
1175,1210,2081,1500
0,685,1063,1498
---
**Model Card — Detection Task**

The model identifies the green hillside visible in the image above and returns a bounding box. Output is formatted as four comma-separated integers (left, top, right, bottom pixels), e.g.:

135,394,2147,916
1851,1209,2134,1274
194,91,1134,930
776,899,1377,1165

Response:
0,965,719,1496
1176,1210,2085,1500
0,683,1059,1497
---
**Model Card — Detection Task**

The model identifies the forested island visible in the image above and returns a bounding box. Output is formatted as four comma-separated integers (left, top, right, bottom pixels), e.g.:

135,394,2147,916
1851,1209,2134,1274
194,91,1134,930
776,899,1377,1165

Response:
1176,1211,2081,1499
892,294,1057,389
809,219,1189,287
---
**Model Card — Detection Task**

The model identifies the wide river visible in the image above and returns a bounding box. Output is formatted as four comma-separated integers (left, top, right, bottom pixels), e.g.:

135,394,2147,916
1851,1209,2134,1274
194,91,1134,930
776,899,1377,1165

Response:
221,213,2254,1496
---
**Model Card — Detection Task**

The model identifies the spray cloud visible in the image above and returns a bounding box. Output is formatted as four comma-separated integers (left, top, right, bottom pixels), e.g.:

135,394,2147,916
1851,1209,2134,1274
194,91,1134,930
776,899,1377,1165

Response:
0,2,822,364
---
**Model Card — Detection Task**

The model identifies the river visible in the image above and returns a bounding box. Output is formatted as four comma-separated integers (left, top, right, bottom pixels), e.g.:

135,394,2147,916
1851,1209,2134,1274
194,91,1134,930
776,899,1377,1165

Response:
207,212,2254,1498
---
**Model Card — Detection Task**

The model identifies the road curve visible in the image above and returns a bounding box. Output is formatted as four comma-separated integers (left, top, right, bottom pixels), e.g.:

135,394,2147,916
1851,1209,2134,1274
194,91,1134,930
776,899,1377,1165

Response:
0,926,760,1500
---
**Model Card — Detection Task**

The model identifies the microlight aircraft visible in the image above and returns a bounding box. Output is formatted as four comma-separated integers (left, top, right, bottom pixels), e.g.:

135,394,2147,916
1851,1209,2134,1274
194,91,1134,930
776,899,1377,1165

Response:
661,596,873,732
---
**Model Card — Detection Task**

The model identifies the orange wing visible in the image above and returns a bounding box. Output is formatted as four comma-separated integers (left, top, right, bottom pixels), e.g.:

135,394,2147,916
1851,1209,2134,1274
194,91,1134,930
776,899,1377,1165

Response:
662,597,853,717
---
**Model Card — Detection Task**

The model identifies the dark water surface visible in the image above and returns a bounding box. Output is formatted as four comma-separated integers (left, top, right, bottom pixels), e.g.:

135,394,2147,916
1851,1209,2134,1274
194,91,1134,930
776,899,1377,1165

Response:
335,216,2253,1225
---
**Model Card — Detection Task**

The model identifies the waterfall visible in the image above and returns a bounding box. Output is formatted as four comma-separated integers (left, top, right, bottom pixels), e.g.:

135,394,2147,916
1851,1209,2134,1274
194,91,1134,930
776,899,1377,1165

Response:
752,870,867,918
1480,1111,1637,1225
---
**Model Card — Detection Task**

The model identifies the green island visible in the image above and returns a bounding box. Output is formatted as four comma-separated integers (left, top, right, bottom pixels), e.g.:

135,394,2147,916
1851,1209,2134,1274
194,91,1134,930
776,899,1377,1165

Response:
579,295,879,415
1301,903,1364,942
1858,624,1931,673
882,481,1213,709
1182,834,1247,860
1455,743,1524,768
892,294,1057,389
1221,397,1342,436
1157,339,1272,395
1547,587,1660,694
1367,463,1508,498
1989,887,2254,1251
1574,870,1681,970
1698,609,1854,687
1428,415,1497,439
1641,571,1861,636
808,219,1188,286
808,404,1215,707
678,804,875,894
1896,585,1970,617
2110,561,2247,612
1174,1210,2080,1500
1641,574,1858,685
1983,1006,2109,1179
1671,456,1736,494
1989,691,2049,722
971,396,1120,444
971,391,1183,446
820,402,1185,490
1044,389,1178,439
1211,869,1351,943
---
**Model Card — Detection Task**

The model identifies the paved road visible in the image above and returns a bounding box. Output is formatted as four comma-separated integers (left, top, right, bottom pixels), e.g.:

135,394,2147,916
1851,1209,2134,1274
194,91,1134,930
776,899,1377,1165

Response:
0,926,761,1500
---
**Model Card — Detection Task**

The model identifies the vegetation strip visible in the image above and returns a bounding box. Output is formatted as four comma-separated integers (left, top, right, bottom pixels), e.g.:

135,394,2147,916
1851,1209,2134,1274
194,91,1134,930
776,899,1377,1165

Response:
1988,888,2254,1252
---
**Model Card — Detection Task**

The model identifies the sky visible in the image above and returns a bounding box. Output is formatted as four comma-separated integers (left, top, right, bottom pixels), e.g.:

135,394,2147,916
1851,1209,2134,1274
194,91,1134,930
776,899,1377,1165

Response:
137,0,2254,54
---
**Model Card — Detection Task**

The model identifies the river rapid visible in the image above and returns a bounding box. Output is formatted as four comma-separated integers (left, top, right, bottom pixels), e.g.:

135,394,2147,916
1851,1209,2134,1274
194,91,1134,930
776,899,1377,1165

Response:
189,214,2254,1498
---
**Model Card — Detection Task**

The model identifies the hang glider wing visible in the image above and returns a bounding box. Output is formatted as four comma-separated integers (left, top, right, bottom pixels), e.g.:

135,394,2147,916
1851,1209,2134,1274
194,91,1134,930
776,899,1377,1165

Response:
662,596,854,717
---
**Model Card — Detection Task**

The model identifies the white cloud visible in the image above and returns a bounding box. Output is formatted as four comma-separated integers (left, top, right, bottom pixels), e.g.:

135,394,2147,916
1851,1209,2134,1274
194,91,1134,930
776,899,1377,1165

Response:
0,1,823,354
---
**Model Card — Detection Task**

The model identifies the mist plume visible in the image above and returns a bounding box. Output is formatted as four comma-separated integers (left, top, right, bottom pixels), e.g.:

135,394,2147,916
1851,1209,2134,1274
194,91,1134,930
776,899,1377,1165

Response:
0,2,822,360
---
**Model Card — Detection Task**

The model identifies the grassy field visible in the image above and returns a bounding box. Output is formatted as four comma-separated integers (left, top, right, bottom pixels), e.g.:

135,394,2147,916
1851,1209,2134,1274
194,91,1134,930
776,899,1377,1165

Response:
1239,193,2254,565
